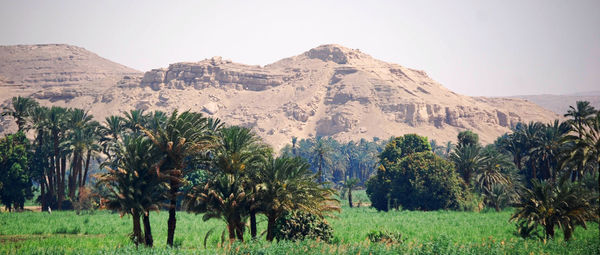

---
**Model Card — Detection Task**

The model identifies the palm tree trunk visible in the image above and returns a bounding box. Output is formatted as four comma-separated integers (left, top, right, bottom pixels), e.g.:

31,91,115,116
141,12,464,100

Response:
82,150,91,187
235,221,244,241
266,215,276,242
132,211,143,246
58,155,66,209
227,221,236,243
545,223,555,239
40,180,46,212
143,213,153,247
166,180,178,247
250,210,257,239
348,188,353,208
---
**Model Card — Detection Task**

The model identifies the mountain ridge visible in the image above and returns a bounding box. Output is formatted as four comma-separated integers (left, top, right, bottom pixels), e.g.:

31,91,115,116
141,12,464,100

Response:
0,44,559,149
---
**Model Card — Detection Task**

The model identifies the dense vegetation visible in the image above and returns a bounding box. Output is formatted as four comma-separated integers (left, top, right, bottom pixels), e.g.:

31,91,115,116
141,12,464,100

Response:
0,96,599,253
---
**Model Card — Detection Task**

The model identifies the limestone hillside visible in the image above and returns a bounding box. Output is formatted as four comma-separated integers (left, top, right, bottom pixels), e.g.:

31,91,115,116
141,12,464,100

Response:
0,44,559,149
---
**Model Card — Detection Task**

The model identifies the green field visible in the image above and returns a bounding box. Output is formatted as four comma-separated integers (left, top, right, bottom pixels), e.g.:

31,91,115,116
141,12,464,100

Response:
1,192,598,255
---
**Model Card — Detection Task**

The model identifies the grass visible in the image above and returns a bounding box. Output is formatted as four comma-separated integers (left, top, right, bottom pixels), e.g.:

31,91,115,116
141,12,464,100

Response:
0,194,598,254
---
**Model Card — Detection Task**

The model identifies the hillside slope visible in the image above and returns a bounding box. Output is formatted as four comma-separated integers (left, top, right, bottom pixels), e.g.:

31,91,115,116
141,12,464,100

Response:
0,44,558,149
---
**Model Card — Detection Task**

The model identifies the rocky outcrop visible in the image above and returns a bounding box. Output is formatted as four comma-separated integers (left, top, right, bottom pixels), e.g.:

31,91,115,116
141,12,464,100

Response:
0,43,560,149
140,57,293,91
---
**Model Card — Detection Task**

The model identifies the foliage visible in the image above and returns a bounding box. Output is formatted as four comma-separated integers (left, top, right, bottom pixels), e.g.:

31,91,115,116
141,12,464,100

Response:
281,137,384,185
367,134,467,211
367,230,403,244
511,180,596,241
273,210,333,243
0,132,33,211
457,130,479,148
379,134,430,163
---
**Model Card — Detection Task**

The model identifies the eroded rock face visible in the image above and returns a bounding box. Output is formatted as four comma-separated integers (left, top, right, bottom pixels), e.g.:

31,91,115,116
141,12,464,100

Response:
0,43,559,149
140,57,293,91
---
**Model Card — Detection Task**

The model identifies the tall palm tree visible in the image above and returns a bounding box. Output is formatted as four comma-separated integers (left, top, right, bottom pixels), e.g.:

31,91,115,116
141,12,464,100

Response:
564,101,597,181
254,156,339,241
185,126,269,242
27,105,52,209
529,120,570,181
450,144,485,185
311,138,331,183
562,112,600,237
2,96,39,131
343,178,359,208
564,101,597,135
291,136,298,156
97,135,165,247
48,106,68,209
141,110,215,246
100,115,124,160
522,122,545,181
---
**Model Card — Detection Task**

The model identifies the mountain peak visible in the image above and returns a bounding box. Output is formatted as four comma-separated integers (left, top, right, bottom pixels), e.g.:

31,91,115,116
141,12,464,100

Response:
304,44,368,64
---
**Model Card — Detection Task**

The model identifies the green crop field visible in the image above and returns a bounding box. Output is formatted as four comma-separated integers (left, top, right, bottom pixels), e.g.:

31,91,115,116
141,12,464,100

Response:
1,193,598,255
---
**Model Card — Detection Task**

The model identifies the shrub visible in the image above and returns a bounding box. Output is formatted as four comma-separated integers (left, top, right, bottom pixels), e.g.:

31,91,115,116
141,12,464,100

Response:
367,230,403,244
273,210,333,242
367,151,467,211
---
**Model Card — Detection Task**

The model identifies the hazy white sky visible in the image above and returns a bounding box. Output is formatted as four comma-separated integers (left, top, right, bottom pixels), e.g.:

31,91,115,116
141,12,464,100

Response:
1,0,599,96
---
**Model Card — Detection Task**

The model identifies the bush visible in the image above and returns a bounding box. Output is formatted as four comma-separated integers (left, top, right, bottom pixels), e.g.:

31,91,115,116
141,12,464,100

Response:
367,230,403,244
273,210,333,242
367,151,467,211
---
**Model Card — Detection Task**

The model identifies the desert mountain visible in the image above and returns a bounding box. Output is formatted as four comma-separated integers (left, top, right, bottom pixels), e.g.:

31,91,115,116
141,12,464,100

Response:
511,92,600,115
0,44,559,149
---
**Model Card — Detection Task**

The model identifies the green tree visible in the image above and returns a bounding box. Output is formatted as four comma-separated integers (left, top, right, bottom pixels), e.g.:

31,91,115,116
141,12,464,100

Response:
379,134,431,163
343,178,359,208
185,126,269,242
511,180,595,241
255,156,338,241
141,110,215,246
367,135,466,211
450,144,485,185
311,138,331,183
97,135,165,247
2,96,39,131
0,132,33,211
562,112,600,237
457,130,479,148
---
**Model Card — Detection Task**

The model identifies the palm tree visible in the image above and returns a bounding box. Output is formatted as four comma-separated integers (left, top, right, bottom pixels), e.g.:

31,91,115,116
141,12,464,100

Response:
564,101,597,181
564,101,597,135
311,138,331,183
100,115,124,160
47,106,68,209
343,178,360,208
450,144,485,185
511,180,594,241
528,120,570,181
27,105,52,210
97,135,165,247
123,109,147,133
185,126,269,242
291,136,298,156
254,156,339,241
562,112,600,237
2,96,39,131
475,147,511,194
140,110,215,246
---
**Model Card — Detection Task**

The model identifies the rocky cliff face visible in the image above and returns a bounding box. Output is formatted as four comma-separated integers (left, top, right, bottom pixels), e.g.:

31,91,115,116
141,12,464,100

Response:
0,44,559,149
140,57,294,91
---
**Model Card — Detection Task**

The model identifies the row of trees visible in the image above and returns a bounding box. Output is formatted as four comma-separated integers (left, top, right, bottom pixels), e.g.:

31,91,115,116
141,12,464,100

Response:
280,137,385,186
0,97,339,247
364,101,599,241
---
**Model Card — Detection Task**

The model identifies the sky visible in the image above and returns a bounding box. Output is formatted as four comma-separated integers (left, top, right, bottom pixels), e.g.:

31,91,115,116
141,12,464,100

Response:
1,0,599,97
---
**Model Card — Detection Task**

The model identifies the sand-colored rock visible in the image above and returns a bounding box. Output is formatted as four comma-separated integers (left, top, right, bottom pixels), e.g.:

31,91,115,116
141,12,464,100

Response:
0,44,560,150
